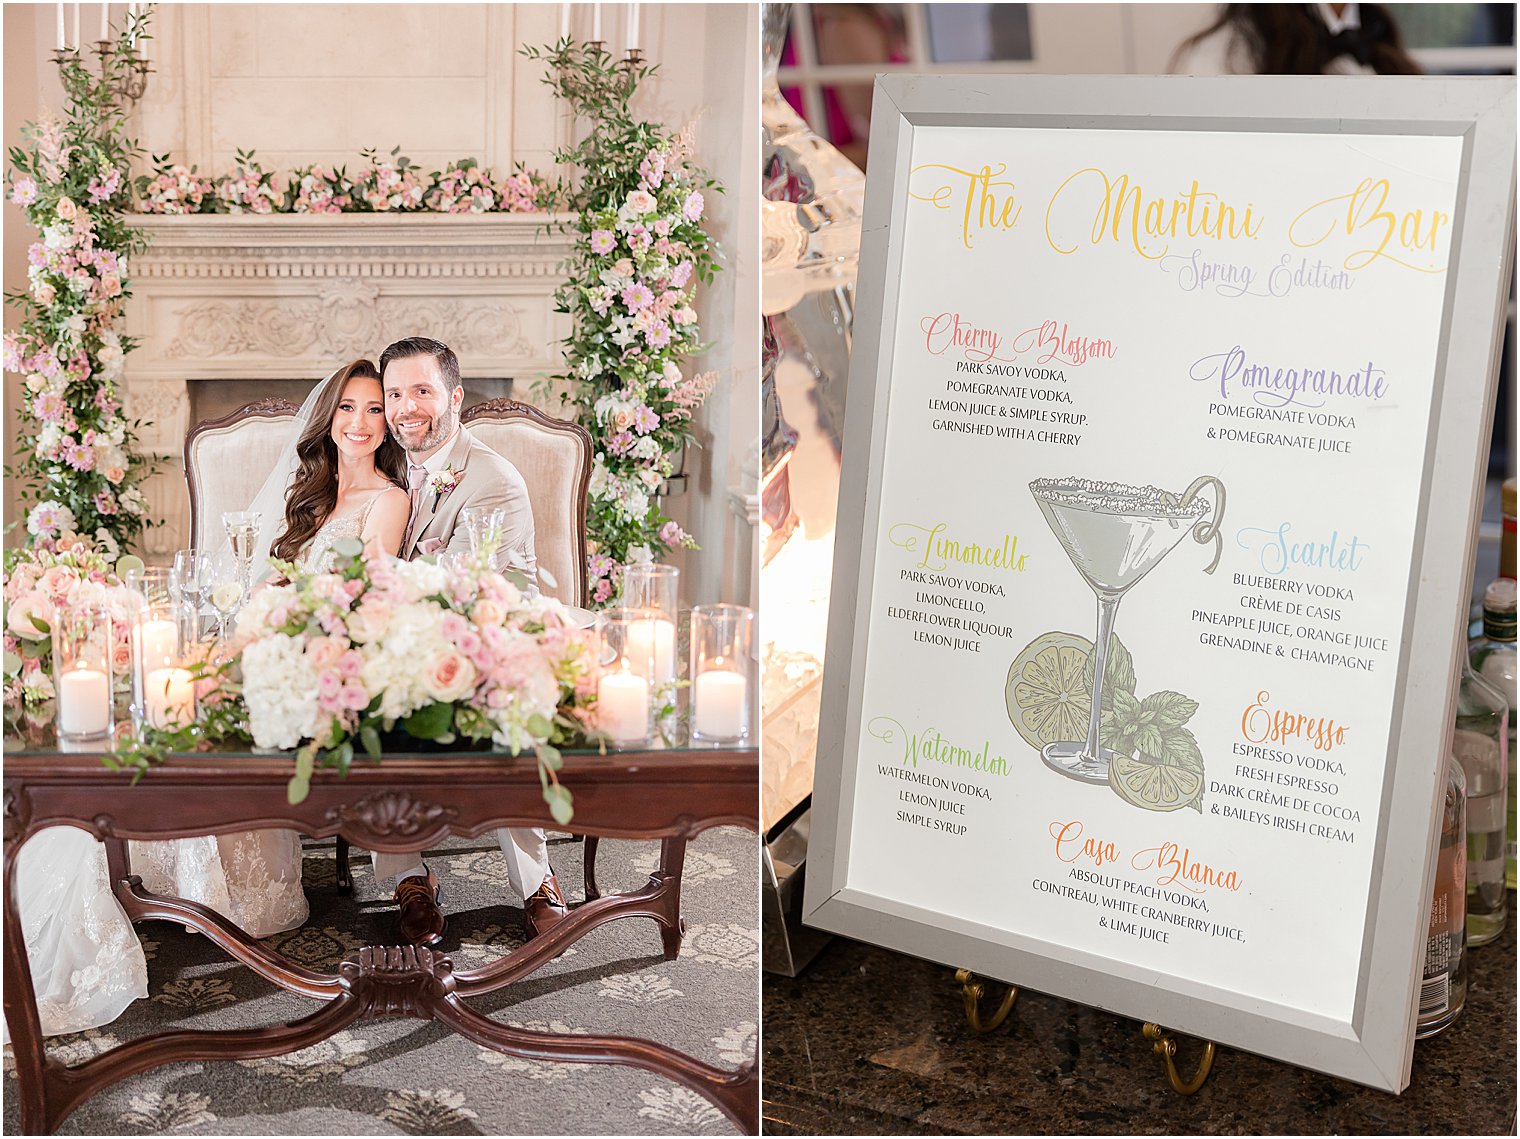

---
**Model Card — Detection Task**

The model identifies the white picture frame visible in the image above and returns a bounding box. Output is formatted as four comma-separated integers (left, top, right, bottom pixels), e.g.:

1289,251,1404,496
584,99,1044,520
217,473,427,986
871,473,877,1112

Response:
802,74,1515,1092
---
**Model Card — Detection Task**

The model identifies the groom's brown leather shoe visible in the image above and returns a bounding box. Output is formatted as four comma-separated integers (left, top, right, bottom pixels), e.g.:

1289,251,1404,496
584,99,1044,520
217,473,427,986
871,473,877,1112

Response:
395,872,445,947
523,873,569,939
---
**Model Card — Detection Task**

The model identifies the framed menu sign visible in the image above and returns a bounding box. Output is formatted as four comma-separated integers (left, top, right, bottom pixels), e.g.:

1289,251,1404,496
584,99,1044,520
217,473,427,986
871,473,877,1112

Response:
803,76,1515,1091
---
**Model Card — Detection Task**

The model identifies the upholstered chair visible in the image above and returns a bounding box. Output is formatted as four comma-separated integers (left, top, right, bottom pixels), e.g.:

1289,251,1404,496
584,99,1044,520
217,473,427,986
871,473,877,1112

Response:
183,398,302,551
461,398,592,608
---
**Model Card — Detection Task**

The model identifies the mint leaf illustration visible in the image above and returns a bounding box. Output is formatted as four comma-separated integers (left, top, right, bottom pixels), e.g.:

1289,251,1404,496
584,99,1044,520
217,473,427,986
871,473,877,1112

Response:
1143,690,1199,730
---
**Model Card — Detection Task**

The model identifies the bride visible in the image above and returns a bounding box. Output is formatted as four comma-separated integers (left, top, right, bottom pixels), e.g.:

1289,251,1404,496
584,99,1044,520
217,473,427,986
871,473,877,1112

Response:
10,361,410,1040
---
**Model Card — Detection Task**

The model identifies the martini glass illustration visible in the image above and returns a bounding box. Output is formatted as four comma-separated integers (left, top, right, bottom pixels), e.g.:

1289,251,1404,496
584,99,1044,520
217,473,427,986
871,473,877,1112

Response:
1029,476,1225,784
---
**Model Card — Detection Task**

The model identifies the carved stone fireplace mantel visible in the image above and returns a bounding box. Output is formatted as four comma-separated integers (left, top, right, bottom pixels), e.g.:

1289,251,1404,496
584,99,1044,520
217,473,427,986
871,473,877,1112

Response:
123,213,576,558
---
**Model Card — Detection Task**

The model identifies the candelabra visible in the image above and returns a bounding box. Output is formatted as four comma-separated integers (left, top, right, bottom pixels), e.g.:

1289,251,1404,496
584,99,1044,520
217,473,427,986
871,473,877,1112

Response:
51,39,152,107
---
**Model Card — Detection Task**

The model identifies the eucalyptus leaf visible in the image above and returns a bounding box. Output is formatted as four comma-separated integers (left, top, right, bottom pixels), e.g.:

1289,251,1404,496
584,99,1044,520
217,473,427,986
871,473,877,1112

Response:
332,537,364,559
287,775,310,805
359,725,381,761
544,785,574,826
3,651,22,676
526,713,555,738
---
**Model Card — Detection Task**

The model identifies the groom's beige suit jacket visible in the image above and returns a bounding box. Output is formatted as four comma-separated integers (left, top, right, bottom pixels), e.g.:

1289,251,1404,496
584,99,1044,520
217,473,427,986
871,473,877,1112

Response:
400,423,537,577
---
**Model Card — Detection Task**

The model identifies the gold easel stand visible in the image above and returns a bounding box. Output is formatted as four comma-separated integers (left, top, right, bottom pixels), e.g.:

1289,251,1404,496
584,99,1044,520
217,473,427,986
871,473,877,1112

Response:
953,968,1018,1033
1142,1023,1216,1094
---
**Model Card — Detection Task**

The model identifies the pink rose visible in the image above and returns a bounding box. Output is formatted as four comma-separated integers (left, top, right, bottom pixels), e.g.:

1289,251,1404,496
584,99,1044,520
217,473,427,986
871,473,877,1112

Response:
346,599,391,643
472,598,506,627
423,647,478,703
306,636,346,672
6,592,50,641
104,466,125,485
56,196,77,221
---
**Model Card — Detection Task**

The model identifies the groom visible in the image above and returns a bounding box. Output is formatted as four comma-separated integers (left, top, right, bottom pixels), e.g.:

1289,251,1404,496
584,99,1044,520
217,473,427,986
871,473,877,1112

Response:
369,335,569,946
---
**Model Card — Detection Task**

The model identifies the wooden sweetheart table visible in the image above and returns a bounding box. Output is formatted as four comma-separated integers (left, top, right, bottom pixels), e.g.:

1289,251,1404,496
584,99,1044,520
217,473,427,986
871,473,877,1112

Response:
2,729,759,1134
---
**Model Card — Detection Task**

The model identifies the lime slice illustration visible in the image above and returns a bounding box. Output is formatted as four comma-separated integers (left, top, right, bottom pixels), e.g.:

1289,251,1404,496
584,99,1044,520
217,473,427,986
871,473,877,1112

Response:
1109,753,1204,813
1006,631,1092,751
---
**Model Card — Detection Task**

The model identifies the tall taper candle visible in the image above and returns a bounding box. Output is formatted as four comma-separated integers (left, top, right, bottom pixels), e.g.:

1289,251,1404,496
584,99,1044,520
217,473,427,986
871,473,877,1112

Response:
560,3,569,38
57,3,66,49
628,1,639,50
592,2,601,41
72,3,80,49
99,2,108,41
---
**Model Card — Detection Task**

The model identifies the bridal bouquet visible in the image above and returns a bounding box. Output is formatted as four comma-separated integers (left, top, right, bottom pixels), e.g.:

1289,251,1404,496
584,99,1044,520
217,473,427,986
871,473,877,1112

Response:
3,538,138,706
231,542,601,813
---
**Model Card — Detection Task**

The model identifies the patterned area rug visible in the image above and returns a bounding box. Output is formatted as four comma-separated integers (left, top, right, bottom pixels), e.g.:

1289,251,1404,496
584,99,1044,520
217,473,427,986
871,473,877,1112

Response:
3,828,758,1135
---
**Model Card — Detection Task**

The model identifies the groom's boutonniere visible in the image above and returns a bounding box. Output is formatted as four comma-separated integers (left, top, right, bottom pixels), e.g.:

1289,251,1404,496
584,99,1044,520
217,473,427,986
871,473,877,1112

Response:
429,468,460,509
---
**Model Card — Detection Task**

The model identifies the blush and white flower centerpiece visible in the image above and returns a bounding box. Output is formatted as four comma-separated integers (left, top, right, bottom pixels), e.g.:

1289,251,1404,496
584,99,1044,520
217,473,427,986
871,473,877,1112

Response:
230,541,602,815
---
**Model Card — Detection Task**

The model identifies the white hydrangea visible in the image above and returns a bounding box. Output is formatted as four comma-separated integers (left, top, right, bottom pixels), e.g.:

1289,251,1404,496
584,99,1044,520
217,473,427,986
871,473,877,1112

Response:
241,633,322,750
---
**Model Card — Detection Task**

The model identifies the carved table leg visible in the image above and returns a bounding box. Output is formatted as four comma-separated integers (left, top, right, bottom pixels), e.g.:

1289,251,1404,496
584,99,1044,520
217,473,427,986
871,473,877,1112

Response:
655,836,688,961
583,836,601,901
334,836,353,894
2,817,50,1135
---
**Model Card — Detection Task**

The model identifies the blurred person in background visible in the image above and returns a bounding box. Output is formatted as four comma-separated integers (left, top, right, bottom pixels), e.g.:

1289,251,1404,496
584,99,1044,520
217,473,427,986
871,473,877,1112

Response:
1173,3,1421,75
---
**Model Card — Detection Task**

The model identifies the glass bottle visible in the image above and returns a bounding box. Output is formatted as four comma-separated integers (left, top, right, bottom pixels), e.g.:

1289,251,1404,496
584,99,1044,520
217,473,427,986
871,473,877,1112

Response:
1416,753,1467,1039
1471,578,1517,890
1453,640,1508,946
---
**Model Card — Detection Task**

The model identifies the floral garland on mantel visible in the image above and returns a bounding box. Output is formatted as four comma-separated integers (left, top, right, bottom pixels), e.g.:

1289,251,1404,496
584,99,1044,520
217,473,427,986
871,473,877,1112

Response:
136,147,555,215
3,22,154,555
524,40,721,604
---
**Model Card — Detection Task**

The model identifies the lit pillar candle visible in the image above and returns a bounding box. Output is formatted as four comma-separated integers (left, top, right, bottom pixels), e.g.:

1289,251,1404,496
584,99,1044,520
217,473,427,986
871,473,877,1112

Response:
144,667,195,729
59,665,110,737
137,618,178,668
626,616,675,684
598,664,649,743
693,666,746,739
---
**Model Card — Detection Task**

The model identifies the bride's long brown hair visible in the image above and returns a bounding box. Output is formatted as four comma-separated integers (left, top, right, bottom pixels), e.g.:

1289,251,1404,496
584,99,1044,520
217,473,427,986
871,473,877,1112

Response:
271,360,407,562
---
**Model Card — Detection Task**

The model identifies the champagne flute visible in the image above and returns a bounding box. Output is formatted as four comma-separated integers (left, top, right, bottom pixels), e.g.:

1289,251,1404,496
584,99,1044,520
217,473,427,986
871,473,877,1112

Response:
222,510,262,598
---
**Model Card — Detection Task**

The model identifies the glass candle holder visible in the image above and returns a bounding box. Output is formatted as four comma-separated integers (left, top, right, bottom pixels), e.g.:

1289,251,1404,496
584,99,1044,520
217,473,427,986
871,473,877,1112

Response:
690,604,755,745
596,607,654,747
126,568,195,733
51,600,115,743
620,564,679,685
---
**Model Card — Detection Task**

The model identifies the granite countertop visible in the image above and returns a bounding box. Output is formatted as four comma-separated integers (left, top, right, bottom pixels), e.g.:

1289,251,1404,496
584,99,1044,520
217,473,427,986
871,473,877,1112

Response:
762,892,1516,1135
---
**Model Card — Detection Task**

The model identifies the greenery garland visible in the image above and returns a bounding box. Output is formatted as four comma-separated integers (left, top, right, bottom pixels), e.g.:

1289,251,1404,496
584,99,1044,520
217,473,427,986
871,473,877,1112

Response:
3,17,155,555
523,40,723,604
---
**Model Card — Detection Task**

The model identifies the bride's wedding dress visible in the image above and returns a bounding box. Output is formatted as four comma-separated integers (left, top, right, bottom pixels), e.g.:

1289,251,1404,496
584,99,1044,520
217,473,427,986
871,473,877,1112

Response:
6,498,398,1040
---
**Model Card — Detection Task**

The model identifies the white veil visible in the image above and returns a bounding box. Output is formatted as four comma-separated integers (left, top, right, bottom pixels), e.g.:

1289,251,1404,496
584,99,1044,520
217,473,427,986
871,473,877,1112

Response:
205,367,343,579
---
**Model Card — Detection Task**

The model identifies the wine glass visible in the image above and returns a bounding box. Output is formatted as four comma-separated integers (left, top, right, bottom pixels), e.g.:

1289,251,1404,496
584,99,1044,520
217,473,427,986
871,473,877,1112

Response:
171,550,209,641
222,511,262,599
208,551,246,644
461,506,507,556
